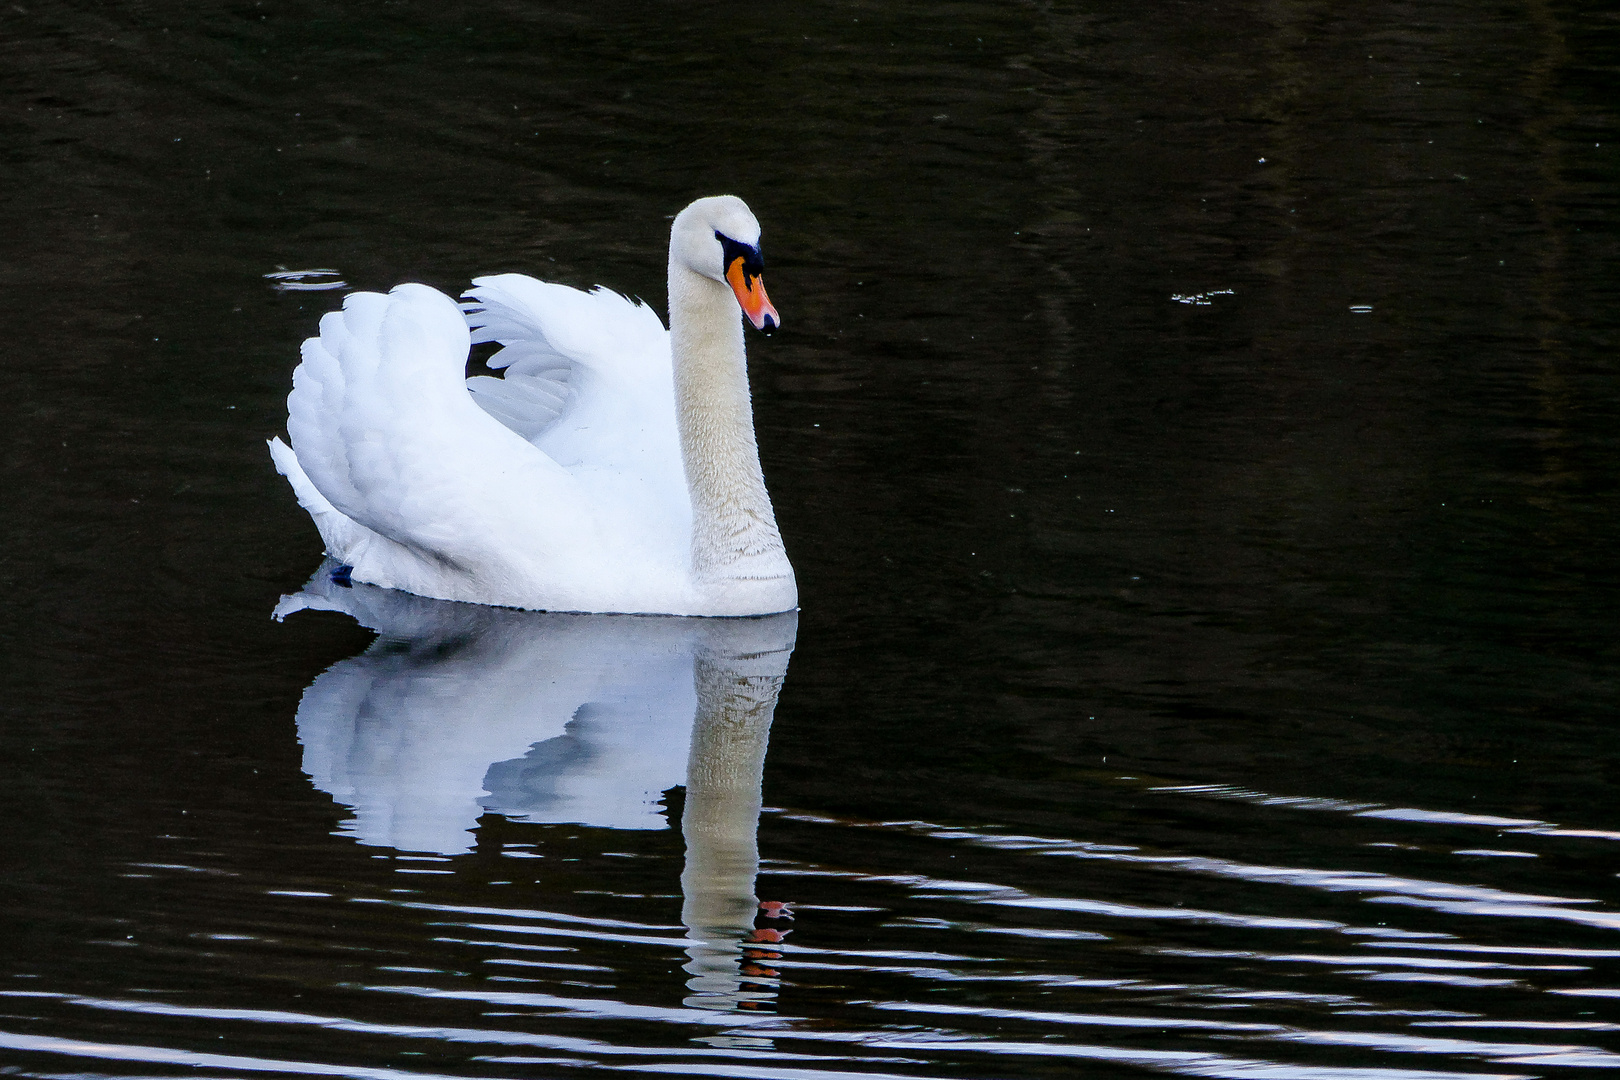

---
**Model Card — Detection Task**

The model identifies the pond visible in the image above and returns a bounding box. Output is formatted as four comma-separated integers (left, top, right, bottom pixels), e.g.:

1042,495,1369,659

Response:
2,2,1618,1078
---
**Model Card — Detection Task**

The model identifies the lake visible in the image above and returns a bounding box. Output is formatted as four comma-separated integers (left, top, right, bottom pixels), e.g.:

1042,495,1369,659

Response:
2,2,1617,1078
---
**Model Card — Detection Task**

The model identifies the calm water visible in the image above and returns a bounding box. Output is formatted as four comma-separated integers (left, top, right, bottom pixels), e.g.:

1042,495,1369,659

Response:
3,2,1618,1078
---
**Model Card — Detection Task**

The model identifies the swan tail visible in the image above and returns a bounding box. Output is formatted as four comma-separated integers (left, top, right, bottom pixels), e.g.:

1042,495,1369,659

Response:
269,435,335,516
268,436,373,563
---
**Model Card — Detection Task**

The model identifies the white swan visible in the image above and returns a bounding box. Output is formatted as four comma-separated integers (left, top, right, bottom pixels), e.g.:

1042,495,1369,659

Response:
268,195,796,616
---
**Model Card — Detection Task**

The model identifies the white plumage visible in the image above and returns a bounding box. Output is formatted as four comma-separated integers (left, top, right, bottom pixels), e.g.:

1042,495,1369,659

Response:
270,196,796,616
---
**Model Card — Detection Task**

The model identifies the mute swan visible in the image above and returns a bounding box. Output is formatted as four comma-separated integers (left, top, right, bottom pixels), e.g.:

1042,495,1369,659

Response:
269,195,797,616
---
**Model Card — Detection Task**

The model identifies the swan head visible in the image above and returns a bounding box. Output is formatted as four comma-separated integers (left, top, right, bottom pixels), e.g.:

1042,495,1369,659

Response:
671,195,779,334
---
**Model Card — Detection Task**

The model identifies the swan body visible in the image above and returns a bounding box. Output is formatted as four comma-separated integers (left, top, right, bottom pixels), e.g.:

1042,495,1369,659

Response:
269,196,796,616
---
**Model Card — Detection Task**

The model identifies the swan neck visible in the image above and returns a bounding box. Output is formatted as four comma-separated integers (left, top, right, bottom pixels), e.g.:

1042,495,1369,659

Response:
668,262,789,590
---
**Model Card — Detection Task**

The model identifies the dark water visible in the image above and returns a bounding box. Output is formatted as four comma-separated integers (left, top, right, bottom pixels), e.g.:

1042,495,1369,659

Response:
3,2,1619,1077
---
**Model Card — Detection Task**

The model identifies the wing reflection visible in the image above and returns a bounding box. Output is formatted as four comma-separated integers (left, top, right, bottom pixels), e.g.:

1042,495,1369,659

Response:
276,562,796,1011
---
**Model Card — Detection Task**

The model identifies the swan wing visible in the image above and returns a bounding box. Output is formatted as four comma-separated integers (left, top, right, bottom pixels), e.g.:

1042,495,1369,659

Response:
284,283,604,603
462,275,680,478
461,275,693,581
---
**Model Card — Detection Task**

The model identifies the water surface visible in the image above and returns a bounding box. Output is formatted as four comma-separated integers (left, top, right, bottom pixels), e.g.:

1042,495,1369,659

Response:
2,2,1617,1078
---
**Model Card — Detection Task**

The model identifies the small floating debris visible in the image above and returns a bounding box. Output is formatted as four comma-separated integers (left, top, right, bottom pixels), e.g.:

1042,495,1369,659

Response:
1171,288,1234,306
265,267,347,292
1349,304,1374,314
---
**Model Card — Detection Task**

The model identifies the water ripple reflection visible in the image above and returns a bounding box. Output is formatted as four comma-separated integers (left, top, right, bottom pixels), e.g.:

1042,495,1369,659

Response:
6,572,1527,1078
11,578,1613,1080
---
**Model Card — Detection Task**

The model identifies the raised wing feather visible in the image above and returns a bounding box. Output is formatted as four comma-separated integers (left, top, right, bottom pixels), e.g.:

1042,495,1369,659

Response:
284,284,587,590
462,275,672,456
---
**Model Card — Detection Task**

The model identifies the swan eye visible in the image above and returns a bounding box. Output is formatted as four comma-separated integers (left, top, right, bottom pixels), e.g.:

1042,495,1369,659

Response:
715,231,764,282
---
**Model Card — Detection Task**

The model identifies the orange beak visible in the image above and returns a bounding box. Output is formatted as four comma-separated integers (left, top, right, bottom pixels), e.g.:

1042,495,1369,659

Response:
726,256,779,334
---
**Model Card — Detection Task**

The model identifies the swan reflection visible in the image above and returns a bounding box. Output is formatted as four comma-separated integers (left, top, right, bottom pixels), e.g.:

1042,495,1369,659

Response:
276,563,796,1010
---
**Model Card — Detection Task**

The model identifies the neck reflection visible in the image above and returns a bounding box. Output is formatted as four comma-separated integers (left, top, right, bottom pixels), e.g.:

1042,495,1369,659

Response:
680,641,790,1011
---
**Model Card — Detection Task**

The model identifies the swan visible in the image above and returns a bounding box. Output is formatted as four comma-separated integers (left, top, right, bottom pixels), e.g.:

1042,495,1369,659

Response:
268,195,797,616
